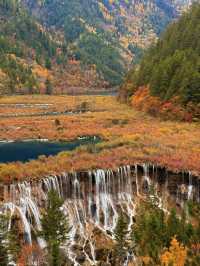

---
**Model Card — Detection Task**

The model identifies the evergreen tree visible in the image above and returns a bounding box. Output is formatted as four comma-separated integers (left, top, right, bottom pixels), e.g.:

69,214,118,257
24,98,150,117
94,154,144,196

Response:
166,209,195,246
39,190,71,266
0,212,20,265
133,189,169,263
45,57,52,70
132,189,199,264
45,78,53,95
133,191,166,263
7,225,21,263
0,213,9,266
113,212,128,265
166,208,180,242
124,3,200,109
27,75,37,94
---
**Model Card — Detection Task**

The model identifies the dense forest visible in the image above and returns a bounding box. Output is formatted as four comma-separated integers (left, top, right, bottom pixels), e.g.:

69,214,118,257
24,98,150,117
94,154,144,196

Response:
0,0,66,94
1,189,200,265
0,0,193,93
22,0,191,87
121,4,200,120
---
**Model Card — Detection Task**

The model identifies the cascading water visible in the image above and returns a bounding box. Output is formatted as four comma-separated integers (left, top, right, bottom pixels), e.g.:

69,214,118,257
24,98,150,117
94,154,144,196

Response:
188,172,193,200
1,164,200,265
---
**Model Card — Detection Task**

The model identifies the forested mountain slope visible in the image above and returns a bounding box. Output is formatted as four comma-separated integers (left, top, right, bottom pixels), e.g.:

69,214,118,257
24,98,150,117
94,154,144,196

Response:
23,0,193,86
120,3,200,121
0,0,193,94
0,0,68,94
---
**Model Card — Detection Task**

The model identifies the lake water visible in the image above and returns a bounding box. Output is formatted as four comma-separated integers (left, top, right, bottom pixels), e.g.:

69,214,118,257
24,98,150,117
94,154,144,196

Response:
0,137,100,163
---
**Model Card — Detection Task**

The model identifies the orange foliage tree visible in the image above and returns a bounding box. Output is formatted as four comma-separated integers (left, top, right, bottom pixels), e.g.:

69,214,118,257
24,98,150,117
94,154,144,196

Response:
17,243,45,266
161,237,187,266
131,86,193,121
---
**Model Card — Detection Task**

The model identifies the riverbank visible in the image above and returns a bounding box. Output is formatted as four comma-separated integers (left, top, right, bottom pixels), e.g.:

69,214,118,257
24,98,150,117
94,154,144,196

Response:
0,95,200,182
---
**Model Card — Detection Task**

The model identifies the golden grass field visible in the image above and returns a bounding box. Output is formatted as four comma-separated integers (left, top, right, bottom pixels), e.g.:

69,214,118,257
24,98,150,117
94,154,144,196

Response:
0,95,200,182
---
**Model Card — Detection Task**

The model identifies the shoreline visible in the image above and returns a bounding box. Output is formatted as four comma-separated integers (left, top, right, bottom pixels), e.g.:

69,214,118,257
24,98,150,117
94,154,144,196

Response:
0,149,200,184
0,95,199,182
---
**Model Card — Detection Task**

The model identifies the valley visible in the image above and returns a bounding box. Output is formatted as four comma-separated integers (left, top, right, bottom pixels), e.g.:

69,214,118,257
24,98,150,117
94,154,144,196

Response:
0,1,200,265
0,0,193,94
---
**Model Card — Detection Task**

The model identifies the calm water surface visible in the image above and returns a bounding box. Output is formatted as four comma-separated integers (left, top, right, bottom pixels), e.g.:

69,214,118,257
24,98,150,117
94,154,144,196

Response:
0,137,100,163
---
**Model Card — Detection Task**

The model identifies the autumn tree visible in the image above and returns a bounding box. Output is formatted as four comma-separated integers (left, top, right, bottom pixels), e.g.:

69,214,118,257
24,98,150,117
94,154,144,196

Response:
54,118,61,127
81,101,90,112
122,4,200,119
161,237,187,266
132,188,199,265
39,190,71,266
17,243,46,266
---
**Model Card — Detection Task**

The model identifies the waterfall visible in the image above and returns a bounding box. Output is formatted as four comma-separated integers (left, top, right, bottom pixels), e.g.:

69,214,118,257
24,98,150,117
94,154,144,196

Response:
143,163,151,189
1,164,199,265
135,164,140,196
188,172,193,200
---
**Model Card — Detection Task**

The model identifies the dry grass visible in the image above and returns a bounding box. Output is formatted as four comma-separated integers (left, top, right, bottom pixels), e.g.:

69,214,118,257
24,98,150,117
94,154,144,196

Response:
0,95,200,182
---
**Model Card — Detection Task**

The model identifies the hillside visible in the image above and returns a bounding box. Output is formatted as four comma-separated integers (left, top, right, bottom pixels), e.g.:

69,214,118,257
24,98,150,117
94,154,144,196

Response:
0,0,69,94
23,0,192,86
0,0,193,94
120,3,200,121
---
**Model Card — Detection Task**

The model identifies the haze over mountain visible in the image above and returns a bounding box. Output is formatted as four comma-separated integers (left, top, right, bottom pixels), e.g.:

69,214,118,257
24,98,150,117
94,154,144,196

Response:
0,0,193,94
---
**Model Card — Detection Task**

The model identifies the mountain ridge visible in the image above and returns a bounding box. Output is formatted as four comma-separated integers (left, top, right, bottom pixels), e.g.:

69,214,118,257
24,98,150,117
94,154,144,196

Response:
0,0,193,94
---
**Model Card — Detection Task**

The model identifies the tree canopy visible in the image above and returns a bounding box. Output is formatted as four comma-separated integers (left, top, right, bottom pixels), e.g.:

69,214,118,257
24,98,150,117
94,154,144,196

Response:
126,4,200,105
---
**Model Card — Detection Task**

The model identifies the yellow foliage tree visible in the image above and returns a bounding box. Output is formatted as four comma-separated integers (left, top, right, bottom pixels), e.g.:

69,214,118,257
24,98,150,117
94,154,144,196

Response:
161,237,187,266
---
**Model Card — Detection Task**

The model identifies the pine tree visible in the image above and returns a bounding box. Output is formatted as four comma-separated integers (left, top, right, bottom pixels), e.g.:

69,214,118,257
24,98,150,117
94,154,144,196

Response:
133,189,167,263
0,212,20,265
7,225,20,262
124,4,200,108
113,212,128,265
0,237,8,266
0,214,9,266
45,78,53,95
166,209,180,242
45,57,52,70
39,190,71,266
27,75,37,94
